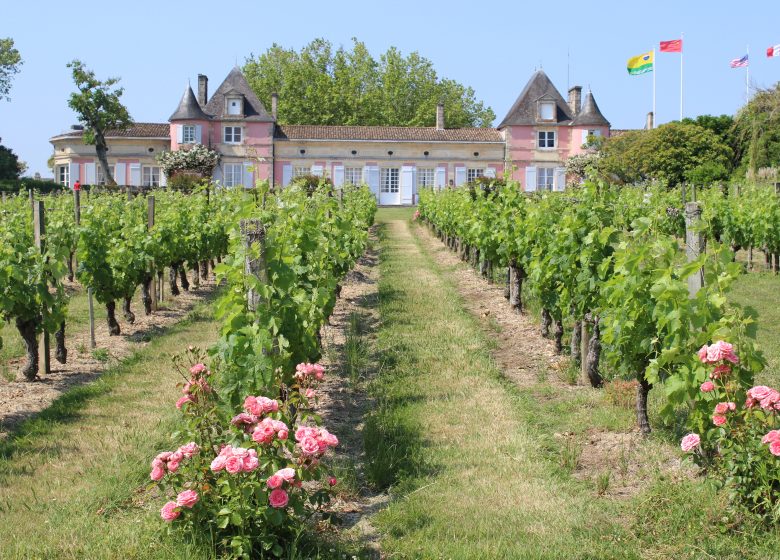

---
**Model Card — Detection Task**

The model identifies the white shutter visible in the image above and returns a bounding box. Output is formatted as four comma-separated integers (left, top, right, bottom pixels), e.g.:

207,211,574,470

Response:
129,163,141,186
195,125,202,144
333,165,344,187
212,165,223,186
435,166,446,189
455,166,466,187
581,129,589,146
282,163,292,187
311,164,323,177
84,162,96,185
243,161,253,188
160,170,168,187
484,167,496,179
114,163,126,186
525,166,537,192
364,165,379,197
69,163,80,187
401,165,415,205
554,167,566,192
176,125,183,144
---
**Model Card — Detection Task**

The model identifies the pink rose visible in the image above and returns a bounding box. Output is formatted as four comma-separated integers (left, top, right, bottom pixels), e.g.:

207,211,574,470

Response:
300,436,321,457
267,474,284,489
305,388,316,399
711,364,731,378
167,459,181,473
700,381,715,392
328,476,337,487
712,414,727,426
150,466,165,481
189,363,207,376
762,430,780,444
295,426,318,442
714,402,730,415
680,433,700,452
176,395,192,410
176,490,199,508
155,451,173,463
225,455,243,474
276,468,296,482
243,454,259,472
697,345,708,363
770,440,780,457
231,413,258,430
278,429,289,440
178,442,200,458
706,341,739,364
269,488,289,508
252,420,277,444
160,501,180,521
210,455,227,472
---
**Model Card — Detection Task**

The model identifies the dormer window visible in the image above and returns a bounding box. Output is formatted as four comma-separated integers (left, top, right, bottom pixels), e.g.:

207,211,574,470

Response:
539,101,555,121
227,96,243,116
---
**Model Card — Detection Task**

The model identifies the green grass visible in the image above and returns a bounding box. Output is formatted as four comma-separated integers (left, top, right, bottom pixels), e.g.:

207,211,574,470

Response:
363,208,779,559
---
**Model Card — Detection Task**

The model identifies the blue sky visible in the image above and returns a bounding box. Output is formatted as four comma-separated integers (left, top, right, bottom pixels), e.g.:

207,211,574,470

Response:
2,0,779,177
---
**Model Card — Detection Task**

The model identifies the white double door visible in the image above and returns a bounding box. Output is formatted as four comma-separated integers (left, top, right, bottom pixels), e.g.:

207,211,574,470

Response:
379,167,400,205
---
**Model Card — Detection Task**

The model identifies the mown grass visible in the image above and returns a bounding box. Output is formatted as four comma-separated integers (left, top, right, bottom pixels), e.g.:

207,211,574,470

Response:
364,208,779,559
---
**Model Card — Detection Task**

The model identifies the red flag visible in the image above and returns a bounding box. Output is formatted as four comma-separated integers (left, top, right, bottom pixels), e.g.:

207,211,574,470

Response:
660,39,683,53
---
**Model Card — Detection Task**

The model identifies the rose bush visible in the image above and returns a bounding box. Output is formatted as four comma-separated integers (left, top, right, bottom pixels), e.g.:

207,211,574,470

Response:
150,349,338,559
680,341,780,523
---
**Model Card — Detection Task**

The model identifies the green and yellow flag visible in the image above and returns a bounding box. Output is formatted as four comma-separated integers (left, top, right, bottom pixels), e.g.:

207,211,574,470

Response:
627,51,654,75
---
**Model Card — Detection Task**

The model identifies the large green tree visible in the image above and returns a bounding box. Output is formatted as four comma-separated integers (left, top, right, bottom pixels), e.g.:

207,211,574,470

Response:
0,144,21,180
734,83,780,177
67,60,132,186
0,38,22,101
598,122,731,186
243,38,495,128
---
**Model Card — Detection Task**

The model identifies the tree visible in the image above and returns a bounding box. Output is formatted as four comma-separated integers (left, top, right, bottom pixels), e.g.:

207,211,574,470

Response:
244,38,495,128
0,144,21,180
0,38,22,101
598,122,731,186
681,114,739,170
67,60,132,186
734,83,780,177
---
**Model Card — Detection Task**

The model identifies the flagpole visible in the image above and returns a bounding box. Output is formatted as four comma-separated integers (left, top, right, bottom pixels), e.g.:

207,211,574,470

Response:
680,33,684,120
746,44,750,102
652,48,656,128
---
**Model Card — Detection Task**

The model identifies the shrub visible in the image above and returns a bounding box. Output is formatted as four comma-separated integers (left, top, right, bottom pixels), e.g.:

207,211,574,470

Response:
152,349,338,559
157,144,220,179
289,174,333,197
168,172,208,193
0,178,66,194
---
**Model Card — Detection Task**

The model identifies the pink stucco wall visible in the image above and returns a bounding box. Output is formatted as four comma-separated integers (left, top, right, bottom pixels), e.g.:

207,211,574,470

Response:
567,126,610,156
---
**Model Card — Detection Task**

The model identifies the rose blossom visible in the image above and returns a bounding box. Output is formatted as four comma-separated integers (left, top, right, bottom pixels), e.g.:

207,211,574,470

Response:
267,474,284,489
770,441,780,457
276,468,296,482
150,465,165,481
714,402,732,415
176,395,193,409
176,490,199,508
211,455,227,472
231,412,259,431
225,455,243,474
712,414,727,426
328,476,337,487
305,388,316,399
269,488,289,508
299,436,321,457
680,433,700,452
762,430,780,444
700,381,715,393
189,363,207,376
178,442,200,458
697,345,708,363
243,452,259,473
160,501,180,521
243,395,280,416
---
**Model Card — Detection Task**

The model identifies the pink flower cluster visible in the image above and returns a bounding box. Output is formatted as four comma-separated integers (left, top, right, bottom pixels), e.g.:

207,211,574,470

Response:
266,468,298,508
210,445,259,474
413,210,421,220
712,401,737,426
700,381,715,393
698,341,739,366
295,362,325,383
243,395,280,416
680,433,701,452
160,490,200,521
745,386,780,411
150,442,200,481
762,430,780,456
252,417,289,444
176,363,213,409
295,426,338,458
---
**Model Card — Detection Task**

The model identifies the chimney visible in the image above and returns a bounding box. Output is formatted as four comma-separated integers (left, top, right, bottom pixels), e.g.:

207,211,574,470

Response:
568,86,582,116
271,92,278,119
197,74,208,107
646,111,654,130
436,103,445,130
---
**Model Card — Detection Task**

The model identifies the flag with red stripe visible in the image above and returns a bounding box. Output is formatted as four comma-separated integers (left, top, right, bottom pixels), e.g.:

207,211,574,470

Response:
768,44,780,58
660,39,683,53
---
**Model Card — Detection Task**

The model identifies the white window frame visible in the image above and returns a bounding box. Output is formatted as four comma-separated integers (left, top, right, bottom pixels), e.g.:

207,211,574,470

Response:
417,168,435,188
293,166,310,178
142,166,161,187
467,168,484,182
223,163,243,187
537,167,555,191
539,101,555,121
226,97,242,116
182,125,196,144
380,167,399,193
344,167,362,185
223,126,242,144
538,130,556,149
58,165,69,186
96,164,115,185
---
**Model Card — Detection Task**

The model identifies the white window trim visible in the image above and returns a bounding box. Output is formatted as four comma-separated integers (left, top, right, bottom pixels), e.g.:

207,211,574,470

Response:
293,166,310,178
537,130,556,150
223,126,242,144
226,97,243,116
539,101,555,121
537,167,555,191
467,168,485,182
345,167,362,185
417,168,435,188
182,125,196,144
58,165,69,186
380,167,400,193
223,163,243,187
142,166,161,187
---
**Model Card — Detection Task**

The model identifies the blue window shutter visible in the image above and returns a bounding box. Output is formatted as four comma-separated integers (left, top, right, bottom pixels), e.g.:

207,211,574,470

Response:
455,166,466,186
176,125,183,144
282,164,292,187
333,165,344,187
525,166,537,192
195,125,202,144
115,163,127,186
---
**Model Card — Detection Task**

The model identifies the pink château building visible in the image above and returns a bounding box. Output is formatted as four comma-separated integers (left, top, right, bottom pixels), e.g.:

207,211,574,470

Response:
49,68,609,204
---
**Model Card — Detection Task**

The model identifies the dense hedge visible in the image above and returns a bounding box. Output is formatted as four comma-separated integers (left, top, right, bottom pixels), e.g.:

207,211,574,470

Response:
0,178,67,194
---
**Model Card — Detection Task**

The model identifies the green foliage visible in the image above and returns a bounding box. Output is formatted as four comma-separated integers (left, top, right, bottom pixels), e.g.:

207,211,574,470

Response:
243,38,496,128
598,122,732,186
0,178,65,193
735,83,780,176
0,37,22,100
0,144,21,180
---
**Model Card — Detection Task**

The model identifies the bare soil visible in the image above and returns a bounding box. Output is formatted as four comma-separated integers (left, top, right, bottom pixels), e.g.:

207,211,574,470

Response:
0,275,217,439
316,228,387,558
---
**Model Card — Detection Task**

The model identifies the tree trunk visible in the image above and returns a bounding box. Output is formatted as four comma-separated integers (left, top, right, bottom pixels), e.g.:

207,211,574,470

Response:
471,247,479,268
210,259,216,271
553,318,564,354
585,317,603,388
55,321,67,364
95,133,117,187
571,319,582,367
541,308,552,338
16,317,38,381
191,263,200,289
486,260,493,282
169,266,180,296
335,284,342,299
67,251,75,282
200,261,209,281
141,274,153,315
479,258,488,278
636,377,652,435
122,296,135,324
178,263,190,291
504,268,510,300
748,246,753,271
106,301,120,335
509,259,524,312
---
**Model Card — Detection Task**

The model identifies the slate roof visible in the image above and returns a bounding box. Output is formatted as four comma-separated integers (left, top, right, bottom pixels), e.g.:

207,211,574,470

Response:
51,123,169,140
275,125,504,143
204,67,275,122
498,70,574,128
170,85,211,121
571,91,610,127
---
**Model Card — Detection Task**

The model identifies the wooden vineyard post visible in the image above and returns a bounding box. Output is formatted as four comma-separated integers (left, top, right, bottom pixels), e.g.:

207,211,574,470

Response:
88,287,96,349
241,218,267,313
338,188,344,208
148,196,157,311
1,191,6,203
33,201,51,375
580,319,589,379
29,188,34,217
685,202,704,297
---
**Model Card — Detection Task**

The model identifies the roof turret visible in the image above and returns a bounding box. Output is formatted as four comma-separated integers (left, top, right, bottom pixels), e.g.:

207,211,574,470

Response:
571,91,610,127
169,85,211,121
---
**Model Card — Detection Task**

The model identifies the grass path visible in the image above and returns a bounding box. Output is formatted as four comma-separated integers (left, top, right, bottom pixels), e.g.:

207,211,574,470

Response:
366,210,777,560
0,301,219,559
